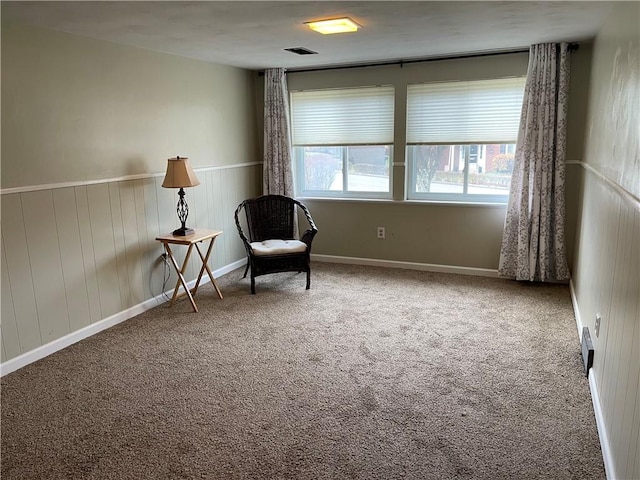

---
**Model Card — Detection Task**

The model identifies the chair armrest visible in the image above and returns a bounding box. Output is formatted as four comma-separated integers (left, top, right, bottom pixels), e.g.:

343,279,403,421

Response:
294,199,318,248
301,228,317,247
234,201,253,252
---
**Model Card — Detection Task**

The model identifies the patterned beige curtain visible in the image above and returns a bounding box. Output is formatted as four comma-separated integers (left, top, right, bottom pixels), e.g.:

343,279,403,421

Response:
263,68,294,196
499,43,571,282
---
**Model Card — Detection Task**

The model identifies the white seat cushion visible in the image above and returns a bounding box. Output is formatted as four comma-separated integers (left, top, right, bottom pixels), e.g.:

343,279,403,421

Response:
250,239,307,256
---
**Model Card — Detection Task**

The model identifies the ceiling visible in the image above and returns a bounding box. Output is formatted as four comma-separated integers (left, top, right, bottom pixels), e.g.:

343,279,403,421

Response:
2,1,614,71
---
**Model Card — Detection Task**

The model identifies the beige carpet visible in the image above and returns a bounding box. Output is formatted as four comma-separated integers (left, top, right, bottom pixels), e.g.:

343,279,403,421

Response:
1,262,605,479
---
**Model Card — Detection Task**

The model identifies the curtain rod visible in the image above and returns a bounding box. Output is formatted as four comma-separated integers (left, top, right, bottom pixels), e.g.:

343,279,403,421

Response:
258,43,579,76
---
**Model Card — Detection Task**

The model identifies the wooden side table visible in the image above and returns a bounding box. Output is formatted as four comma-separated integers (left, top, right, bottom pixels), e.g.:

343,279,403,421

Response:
155,229,223,312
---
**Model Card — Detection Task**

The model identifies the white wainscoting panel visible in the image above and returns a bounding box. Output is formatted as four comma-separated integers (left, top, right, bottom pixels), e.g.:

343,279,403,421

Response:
1,163,261,369
571,163,639,480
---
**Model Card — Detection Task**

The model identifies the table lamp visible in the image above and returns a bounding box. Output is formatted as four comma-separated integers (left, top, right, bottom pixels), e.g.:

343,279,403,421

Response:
162,156,200,236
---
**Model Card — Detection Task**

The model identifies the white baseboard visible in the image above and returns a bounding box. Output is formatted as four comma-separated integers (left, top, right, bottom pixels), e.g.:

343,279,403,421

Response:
569,279,584,338
0,258,246,377
589,370,615,480
312,254,501,278
569,279,614,480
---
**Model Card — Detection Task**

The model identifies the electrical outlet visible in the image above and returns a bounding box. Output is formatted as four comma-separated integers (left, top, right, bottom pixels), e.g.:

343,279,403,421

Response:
377,226,385,239
595,313,601,337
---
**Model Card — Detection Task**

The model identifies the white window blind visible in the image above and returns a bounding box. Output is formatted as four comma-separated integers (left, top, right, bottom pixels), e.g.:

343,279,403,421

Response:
406,77,526,144
291,86,395,146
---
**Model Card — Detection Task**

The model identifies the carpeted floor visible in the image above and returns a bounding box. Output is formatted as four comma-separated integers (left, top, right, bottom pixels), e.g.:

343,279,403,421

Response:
1,262,605,479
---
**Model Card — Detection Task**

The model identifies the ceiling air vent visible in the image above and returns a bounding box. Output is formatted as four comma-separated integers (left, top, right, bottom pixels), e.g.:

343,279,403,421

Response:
284,47,318,55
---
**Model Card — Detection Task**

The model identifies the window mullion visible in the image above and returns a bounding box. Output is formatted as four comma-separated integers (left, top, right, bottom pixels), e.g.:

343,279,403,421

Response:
463,145,469,195
343,146,349,192
295,147,303,192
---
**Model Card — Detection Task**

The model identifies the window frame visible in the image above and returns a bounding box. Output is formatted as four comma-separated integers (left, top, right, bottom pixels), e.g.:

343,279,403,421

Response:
290,85,395,199
294,145,393,199
405,76,525,204
406,143,516,203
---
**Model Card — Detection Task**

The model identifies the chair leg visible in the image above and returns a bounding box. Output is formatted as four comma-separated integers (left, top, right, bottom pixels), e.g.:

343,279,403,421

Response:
251,274,256,294
306,269,311,290
243,258,250,278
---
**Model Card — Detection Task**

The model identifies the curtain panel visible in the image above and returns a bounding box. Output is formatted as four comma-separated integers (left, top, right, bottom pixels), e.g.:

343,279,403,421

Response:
499,43,571,282
263,68,294,196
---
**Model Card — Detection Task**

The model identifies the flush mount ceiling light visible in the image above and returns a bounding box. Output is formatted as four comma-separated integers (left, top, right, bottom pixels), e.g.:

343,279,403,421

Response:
305,17,360,34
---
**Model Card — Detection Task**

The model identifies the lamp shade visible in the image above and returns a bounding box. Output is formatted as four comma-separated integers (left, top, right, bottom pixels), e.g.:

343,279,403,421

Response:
161,156,200,188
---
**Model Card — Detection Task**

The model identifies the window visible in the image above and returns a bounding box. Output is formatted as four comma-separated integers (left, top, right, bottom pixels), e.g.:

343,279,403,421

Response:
406,77,525,202
291,86,394,198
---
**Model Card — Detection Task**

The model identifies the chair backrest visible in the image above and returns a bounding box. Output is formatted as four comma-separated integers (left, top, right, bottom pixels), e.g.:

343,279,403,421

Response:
242,195,296,242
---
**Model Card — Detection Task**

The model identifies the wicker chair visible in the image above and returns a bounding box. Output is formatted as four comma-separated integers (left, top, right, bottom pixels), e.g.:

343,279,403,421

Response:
234,195,318,294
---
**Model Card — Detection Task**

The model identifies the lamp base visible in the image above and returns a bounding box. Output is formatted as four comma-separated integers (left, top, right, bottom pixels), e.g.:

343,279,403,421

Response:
172,227,195,236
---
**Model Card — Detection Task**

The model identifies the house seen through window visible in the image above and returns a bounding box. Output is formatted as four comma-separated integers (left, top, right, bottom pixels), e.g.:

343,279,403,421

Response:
410,143,517,197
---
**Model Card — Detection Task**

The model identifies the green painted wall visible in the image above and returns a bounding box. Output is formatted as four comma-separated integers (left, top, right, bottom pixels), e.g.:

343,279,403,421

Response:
257,48,593,270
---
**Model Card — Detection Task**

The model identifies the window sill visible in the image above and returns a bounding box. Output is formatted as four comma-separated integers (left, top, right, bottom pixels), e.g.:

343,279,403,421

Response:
297,196,508,208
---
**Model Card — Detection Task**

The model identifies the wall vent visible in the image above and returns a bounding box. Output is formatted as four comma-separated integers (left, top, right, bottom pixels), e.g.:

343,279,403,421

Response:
581,327,594,376
284,47,318,55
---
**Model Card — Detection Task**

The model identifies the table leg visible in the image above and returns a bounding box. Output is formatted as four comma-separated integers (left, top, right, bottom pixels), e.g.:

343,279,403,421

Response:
165,243,198,313
193,237,223,299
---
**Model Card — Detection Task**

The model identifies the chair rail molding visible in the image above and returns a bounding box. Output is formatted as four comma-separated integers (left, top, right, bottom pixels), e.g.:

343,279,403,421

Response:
0,162,263,195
